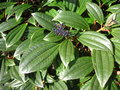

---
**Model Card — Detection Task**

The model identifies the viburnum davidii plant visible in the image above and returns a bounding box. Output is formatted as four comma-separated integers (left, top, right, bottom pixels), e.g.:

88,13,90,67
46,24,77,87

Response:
0,0,120,90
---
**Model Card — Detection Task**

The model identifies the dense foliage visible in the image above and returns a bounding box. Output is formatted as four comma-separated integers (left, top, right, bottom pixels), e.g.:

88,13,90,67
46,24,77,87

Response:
0,0,120,90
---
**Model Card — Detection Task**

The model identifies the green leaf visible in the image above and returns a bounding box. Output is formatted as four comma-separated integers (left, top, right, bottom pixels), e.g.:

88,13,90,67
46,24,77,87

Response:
9,66,25,82
111,38,120,64
32,12,54,31
14,39,30,60
6,23,28,48
46,9,58,17
44,32,63,42
5,59,15,66
63,0,78,11
59,39,75,67
7,4,32,19
111,28,120,39
8,79,24,87
19,42,59,73
92,50,114,88
52,81,68,90
0,39,6,51
86,2,104,25
28,17,37,26
35,71,44,88
107,4,120,13
0,2,16,10
53,11,90,30
59,56,93,80
78,31,113,53
0,18,22,32
76,0,91,15
81,75,102,90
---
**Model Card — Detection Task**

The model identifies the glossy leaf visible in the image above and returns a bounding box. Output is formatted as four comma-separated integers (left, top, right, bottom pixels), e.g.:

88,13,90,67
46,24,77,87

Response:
6,23,28,48
92,50,114,88
59,39,75,67
86,2,104,25
111,28,120,39
78,31,113,53
19,42,59,73
107,4,120,13
51,81,68,90
0,18,22,32
63,0,78,11
44,32,63,42
32,12,54,31
76,0,91,15
53,11,90,30
7,4,32,19
0,2,16,10
59,56,93,80
111,38,120,64
14,39,30,60
9,66,25,82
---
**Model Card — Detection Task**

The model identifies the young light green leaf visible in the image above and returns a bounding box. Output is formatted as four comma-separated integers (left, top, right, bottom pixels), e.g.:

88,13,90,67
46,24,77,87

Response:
44,32,63,42
19,42,59,73
0,18,22,32
86,2,104,25
6,23,28,48
92,50,114,88
32,12,54,31
59,39,75,67
59,56,93,80
53,11,90,30
78,31,113,53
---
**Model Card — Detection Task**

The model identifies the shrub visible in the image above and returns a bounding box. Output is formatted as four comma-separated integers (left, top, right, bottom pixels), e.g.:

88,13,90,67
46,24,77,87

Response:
0,0,120,90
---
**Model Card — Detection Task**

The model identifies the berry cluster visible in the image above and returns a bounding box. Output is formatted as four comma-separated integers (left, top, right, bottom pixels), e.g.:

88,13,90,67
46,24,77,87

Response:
52,23,69,37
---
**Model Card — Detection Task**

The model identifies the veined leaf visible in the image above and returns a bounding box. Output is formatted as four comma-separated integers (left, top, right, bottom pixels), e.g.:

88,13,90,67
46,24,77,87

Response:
107,4,120,13
0,39,6,51
6,23,28,48
32,12,54,31
111,28,120,39
59,56,93,80
7,4,32,19
19,42,59,73
9,66,25,82
44,32,63,42
46,9,58,17
53,11,90,30
111,38,120,64
86,2,104,25
59,39,75,67
51,81,68,90
76,0,91,15
63,0,78,11
0,2,16,10
78,31,113,53
92,50,114,88
0,18,22,32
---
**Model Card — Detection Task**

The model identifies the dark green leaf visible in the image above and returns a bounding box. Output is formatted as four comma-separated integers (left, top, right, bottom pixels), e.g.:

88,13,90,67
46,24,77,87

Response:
92,50,114,88
59,56,93,80
86,2,104,25
19,42,59,73
0,2,16,10
59,39,75,67
44,32,63,42
78,31,113,53
53,11,90,30
0,18,22,32
32,12,54,31
6,23,28,47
